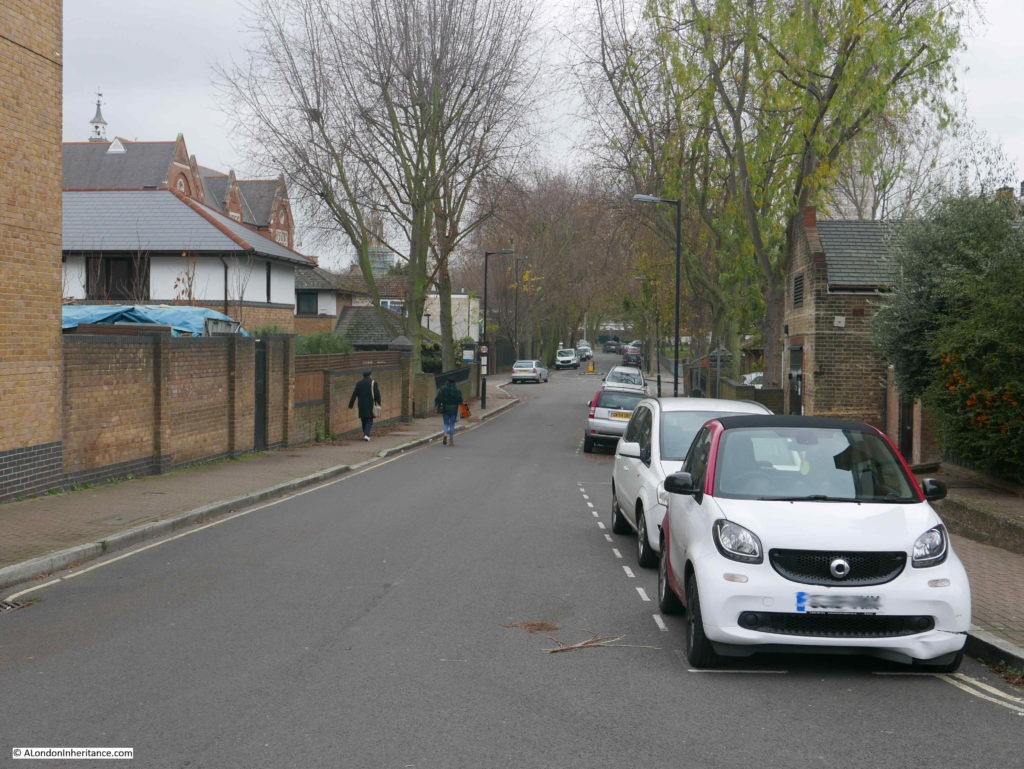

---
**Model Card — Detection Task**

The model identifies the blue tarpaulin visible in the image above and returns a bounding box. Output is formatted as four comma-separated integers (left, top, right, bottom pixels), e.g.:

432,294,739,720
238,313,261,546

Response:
62,305,247,337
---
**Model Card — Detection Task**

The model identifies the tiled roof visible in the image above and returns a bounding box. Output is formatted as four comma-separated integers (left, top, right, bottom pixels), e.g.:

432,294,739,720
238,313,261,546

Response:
63,140,176,189
62,190,313,266
334,305,405,347
816,219,898,289
295,267,340,290
338,270,407,298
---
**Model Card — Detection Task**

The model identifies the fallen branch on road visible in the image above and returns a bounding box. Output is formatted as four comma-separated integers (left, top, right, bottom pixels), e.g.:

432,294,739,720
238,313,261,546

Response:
544,634,658,653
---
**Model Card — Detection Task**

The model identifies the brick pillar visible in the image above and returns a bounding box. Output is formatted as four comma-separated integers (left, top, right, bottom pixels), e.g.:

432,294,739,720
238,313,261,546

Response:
153,335,171,472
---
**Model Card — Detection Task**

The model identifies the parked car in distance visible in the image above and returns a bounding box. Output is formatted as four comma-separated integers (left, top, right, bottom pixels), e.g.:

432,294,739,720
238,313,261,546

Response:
584,388,646,453
577,345,593,361
658,414,970,672
741,371,764,389
602,365,647,395
603,340,622,353
622,351,643,368
555,348,580,369
612,396,772,568
510,359,549,383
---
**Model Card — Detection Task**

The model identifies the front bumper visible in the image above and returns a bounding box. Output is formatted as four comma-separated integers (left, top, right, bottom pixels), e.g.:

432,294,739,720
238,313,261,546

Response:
693,555,971,662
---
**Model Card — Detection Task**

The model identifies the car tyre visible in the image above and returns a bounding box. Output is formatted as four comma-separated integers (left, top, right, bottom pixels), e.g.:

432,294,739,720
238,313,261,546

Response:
583,434,594,453
636,508,657,568
684,576,719,668
657,544,683,615
611,495,631,534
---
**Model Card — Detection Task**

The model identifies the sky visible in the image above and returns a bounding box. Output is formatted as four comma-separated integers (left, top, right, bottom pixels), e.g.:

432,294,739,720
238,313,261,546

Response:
62,0,1024,211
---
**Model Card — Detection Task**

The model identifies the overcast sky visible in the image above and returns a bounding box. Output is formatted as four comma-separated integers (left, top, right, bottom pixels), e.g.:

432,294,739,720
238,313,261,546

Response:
62,0,1024,190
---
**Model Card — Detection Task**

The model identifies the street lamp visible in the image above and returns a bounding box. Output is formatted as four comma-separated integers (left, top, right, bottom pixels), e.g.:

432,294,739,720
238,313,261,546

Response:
481,247,514,410
632,193,681,397
423,311,431,332
634,276,662,397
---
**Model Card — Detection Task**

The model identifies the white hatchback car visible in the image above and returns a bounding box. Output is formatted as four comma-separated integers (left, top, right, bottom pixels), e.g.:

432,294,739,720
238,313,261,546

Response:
555,349,580,369
602,365,647,395
658,414,971,671
612,397,771,567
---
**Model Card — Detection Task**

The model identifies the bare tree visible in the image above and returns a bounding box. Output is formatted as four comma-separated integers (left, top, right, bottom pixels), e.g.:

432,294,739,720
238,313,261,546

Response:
218,0,540,373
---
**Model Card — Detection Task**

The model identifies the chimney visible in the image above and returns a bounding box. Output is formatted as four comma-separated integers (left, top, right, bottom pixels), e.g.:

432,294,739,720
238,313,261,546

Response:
802,206,817,229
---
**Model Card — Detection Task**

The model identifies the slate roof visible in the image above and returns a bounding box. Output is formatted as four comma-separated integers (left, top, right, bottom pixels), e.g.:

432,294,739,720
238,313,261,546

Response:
334,305,405,347
294,267,369,294
63,140,176,189
62,190,313,266
337,270,407,298
816,219,897,290
238,179,280,226
199,170,230,214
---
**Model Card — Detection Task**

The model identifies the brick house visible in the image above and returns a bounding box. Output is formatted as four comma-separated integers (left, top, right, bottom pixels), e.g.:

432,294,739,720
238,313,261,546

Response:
62,125,314,331
784,208,937,464
785,208,895,426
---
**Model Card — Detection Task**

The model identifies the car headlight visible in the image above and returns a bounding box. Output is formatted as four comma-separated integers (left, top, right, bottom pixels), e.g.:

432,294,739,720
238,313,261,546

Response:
713,519,763,564
912,525,948,568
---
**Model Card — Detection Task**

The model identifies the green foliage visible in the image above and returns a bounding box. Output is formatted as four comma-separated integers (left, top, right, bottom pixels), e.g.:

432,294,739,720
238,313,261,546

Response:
295,331,354,355
875,194,1024,481
249,324,289,338
421,343,442,373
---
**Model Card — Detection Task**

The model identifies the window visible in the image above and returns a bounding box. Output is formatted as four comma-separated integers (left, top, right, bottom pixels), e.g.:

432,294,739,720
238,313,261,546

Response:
86,255,149,301
296,291,318,315
266,263,272,302
793,273,805,307
380,299,405,316
684,428,713,490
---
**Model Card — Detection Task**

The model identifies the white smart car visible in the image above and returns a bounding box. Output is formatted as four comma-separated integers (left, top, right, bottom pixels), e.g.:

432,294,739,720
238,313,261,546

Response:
657,414,971,671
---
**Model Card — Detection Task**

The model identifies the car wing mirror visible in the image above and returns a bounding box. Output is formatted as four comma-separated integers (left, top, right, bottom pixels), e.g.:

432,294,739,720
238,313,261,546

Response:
617,441,642,459
664,471,697,496
920,478,947,502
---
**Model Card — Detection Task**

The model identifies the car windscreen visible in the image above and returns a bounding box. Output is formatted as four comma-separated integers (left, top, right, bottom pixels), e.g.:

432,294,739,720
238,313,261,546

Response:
557,349,575,356
607,371,642,385
713,426,918,502
659,411,726,461
513,361,535,368
597,391,644,410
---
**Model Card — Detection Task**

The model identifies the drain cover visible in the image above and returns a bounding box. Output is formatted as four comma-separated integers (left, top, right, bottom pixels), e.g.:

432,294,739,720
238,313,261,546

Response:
0,599,33,613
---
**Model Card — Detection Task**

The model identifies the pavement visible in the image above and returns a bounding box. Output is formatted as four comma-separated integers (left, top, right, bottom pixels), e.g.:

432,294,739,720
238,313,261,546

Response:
1,378,1022,672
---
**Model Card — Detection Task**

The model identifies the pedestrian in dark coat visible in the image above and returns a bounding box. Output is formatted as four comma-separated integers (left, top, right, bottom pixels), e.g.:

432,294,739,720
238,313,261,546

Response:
348,370,382,441
434,377,464,446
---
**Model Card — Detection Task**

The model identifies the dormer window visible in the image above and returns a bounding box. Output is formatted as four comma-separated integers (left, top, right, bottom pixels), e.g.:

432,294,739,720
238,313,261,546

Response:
176,178,186,192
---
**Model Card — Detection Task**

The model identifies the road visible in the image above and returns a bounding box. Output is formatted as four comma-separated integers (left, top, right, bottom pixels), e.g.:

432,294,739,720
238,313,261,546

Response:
1,352,1021,768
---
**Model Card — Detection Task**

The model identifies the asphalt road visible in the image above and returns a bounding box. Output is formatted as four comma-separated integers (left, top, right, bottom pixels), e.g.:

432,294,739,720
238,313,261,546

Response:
1,353,1021,768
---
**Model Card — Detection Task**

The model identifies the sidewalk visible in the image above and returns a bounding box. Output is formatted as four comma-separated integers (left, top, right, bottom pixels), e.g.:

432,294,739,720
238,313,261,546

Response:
2,382,1022,670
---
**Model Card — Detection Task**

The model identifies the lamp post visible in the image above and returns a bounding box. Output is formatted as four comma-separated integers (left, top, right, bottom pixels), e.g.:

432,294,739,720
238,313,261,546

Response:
481,247,514,409
423,311,431,333
632,193,681,397
634,276,662,397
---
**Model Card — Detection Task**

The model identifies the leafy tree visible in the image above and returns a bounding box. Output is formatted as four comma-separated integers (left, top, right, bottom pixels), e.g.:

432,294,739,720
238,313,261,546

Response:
875,194,1024,480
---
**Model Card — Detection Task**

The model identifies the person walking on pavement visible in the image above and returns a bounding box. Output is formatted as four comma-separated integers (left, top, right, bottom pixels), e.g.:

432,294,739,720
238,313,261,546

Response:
348,370,382,441
434,376,463,446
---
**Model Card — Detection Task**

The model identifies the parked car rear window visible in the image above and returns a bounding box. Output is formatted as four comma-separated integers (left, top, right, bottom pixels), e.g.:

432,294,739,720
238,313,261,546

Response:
597,391,645,410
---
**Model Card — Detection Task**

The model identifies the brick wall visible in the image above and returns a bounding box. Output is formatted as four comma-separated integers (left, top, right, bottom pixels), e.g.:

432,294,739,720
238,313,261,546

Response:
293,315,336,336
0,2,64,484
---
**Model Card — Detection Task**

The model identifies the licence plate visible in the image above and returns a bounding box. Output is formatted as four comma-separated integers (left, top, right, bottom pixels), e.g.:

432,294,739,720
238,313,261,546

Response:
611,411,631,419
796,592,882,613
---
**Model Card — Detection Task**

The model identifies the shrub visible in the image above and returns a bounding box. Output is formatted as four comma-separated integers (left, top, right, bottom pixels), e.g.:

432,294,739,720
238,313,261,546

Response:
296,331,354,355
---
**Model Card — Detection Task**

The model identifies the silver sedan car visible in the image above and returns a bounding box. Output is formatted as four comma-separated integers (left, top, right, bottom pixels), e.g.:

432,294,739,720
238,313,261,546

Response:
510,359,549,383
